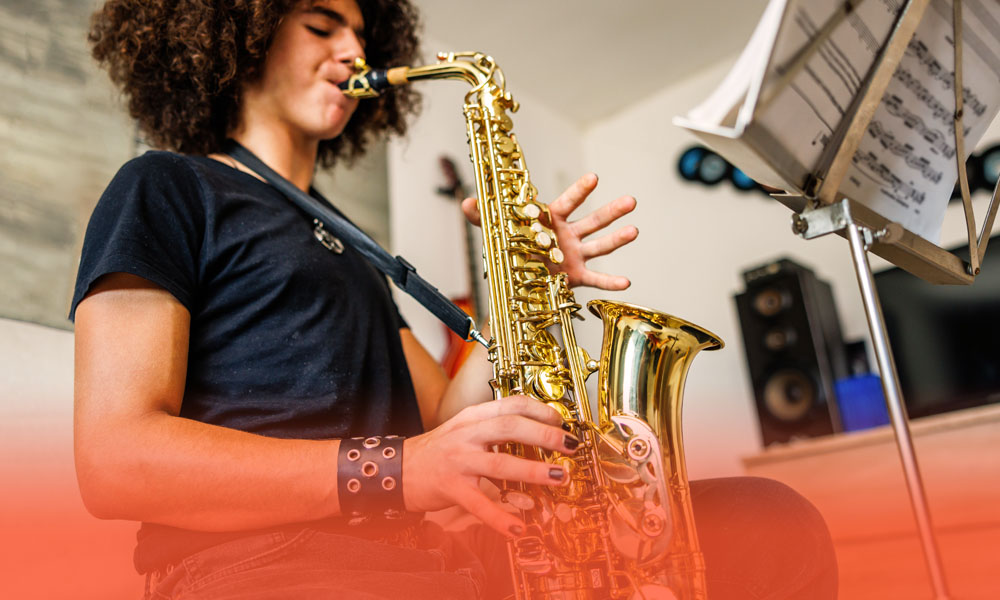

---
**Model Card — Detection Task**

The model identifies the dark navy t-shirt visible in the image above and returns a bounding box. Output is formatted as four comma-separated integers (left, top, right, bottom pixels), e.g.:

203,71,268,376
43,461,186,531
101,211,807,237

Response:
71,151,421,440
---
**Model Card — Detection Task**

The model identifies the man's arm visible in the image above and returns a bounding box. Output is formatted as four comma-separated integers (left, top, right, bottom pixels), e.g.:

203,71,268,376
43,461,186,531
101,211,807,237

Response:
75,274,571,535
74,273,343,531
399,328,495,429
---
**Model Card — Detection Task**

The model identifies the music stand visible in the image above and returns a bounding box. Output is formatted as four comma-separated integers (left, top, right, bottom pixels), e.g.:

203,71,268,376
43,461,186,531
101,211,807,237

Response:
679,1,1000,598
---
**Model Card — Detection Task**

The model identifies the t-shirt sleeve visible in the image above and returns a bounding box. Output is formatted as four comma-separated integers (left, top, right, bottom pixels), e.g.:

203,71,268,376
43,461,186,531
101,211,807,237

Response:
69,152,207,320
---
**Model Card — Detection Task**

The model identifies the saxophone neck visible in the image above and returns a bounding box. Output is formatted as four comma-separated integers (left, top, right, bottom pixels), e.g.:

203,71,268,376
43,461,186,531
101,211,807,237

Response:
340,52,517,111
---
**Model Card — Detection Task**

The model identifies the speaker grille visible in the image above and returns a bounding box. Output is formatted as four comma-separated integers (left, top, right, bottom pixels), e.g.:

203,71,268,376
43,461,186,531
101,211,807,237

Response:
734,259,847,446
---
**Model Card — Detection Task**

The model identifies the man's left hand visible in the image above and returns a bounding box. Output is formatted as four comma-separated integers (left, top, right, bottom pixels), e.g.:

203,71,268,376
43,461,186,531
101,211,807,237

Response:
461,172,638,290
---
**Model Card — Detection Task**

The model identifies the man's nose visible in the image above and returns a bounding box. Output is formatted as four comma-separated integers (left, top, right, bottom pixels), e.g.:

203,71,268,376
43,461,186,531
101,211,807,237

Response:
335,29,365,67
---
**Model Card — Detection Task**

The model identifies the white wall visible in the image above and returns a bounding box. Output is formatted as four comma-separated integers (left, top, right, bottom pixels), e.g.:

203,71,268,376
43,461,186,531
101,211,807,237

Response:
0,317,143,598
388,39,584,358
579,58,1000,479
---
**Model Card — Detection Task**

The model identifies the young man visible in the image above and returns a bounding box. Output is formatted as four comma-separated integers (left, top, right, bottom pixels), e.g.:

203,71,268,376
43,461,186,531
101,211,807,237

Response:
75,1,837,598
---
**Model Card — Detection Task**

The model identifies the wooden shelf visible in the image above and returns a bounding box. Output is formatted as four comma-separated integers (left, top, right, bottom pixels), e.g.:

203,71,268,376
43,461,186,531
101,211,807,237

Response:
742,403,1000,598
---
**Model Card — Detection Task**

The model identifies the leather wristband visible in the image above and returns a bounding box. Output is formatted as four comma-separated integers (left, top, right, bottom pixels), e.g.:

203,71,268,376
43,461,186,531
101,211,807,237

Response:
338,436,406,523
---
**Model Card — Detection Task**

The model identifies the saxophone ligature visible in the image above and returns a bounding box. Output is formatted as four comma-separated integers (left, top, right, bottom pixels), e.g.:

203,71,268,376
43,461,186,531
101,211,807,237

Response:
342,53,724,600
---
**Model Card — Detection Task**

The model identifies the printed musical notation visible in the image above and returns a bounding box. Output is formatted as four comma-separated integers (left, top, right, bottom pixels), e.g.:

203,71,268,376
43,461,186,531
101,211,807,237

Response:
757,0,901,174
839,0,1000,241
882,94,954,159
853,151,927,210
893,66,964,138
906,39,988,118
866,120,942,184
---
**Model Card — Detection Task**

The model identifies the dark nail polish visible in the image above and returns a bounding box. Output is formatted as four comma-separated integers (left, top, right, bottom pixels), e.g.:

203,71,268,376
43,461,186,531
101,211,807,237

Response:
561,422,573,432
549,467,565,481
564,435,580,451
509,524,524,536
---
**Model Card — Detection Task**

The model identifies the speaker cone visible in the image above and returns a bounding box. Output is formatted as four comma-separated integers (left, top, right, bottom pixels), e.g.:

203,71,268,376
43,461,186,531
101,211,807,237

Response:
752,287,791,317
763,327,797,352
763,369,816,422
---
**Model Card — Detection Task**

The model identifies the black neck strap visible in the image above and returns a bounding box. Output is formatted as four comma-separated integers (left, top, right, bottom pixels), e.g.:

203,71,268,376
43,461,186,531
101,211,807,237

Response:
225,141,486,346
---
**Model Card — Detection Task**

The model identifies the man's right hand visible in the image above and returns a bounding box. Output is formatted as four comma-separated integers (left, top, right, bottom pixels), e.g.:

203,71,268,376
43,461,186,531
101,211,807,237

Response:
402,395,578,537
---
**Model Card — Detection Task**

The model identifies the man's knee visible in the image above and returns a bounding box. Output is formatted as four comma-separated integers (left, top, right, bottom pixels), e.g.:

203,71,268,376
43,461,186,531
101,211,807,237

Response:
691,476,838,599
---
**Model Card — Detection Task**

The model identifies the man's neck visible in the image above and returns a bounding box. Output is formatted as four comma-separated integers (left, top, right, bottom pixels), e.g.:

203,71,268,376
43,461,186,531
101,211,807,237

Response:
229,124,318,192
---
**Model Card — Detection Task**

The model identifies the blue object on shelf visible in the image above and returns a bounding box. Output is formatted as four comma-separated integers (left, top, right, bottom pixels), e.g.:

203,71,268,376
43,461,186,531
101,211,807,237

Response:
835,374,891,432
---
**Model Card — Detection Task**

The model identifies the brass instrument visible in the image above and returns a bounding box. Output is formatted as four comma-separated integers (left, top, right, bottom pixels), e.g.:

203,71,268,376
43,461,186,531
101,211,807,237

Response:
342,53,724,600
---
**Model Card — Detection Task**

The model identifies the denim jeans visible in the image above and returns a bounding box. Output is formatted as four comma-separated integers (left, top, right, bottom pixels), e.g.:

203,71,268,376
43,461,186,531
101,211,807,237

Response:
145,477,837,600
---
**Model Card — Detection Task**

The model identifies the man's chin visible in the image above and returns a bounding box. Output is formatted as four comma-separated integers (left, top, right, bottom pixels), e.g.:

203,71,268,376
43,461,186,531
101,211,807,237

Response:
315,114,354,142
311,122,348,143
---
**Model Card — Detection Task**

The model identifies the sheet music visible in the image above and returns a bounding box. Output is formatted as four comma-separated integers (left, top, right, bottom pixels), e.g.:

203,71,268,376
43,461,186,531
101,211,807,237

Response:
679,0,1000,244
841,0,1000,241
754,0,902,177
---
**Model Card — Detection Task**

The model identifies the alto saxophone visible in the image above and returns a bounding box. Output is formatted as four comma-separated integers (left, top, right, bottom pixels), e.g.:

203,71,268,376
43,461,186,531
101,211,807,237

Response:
342,53,724,600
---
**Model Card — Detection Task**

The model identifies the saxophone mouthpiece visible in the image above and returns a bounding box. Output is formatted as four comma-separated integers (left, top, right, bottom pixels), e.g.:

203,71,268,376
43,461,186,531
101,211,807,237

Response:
339,58,409,99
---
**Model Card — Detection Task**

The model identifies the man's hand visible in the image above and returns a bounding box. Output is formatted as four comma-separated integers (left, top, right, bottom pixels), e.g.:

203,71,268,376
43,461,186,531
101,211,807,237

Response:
402,395,578,537
461,173,638,290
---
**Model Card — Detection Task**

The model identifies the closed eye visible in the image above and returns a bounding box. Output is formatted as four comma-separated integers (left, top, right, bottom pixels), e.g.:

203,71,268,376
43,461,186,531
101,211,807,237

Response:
305,25,331,38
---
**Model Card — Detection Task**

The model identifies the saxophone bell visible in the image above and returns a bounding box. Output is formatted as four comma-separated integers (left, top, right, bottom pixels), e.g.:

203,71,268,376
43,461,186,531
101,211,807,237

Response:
589,300,723,600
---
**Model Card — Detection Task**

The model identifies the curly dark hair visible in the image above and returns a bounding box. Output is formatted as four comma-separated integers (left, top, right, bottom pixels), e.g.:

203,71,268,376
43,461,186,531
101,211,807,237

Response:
89,0,421,167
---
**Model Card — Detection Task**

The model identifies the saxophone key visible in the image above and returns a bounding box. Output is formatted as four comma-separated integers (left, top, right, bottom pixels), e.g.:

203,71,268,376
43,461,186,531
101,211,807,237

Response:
511,536,552,574
554,503,573,523
513,179,539,205
514,276,548,292
528,366,566,401
512,201,542,221
574,347,600,377
495,113,514,131
531,228,552,250
515,316,558,332
511,293,549,310
512,258,547,274
508,223,556,251
496,134,515,154
502,489,536,511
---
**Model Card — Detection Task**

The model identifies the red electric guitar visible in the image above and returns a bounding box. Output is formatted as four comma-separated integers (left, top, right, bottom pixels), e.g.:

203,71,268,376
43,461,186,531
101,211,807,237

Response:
436,156,484,377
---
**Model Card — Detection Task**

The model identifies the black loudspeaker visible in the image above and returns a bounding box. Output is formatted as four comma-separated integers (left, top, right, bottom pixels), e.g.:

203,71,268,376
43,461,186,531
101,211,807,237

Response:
734,259,848,446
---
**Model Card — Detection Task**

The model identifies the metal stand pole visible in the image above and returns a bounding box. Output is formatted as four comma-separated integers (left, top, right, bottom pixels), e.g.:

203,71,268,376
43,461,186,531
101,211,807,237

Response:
844,220,952,600
789,198,952,598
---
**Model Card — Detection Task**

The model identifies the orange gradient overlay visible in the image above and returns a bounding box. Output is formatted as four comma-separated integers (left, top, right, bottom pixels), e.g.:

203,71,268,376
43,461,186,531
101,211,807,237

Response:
3,401,998,598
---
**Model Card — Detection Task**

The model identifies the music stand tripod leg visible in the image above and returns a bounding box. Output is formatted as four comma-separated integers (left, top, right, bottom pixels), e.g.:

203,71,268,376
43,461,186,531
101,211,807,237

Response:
843,214,952,600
